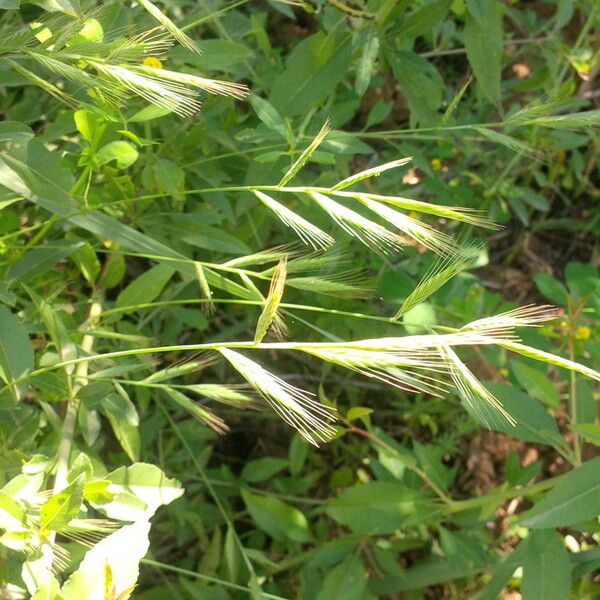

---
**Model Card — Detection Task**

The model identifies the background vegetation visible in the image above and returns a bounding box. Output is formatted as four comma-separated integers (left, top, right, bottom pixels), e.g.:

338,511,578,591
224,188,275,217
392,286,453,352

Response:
0,0,599,598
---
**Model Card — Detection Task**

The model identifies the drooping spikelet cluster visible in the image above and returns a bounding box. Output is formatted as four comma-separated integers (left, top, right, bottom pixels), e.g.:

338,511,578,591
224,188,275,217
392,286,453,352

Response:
213,306,571,445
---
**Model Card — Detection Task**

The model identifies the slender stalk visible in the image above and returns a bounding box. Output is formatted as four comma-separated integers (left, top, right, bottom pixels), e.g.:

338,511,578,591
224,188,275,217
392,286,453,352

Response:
141,558,287,600
567,296,585,466
418,36,555,58
159,407,259,581
52,294,103,494
446,477,557,514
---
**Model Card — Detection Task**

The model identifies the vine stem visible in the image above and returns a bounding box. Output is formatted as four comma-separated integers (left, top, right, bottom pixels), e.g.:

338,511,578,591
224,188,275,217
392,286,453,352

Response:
52,294,102,495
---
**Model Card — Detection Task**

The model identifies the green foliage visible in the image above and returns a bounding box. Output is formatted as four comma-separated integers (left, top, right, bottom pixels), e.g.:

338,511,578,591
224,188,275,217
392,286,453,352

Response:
0,0,599,599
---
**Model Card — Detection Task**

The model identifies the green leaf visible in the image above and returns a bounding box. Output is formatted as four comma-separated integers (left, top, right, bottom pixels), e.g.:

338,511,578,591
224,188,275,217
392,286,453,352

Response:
386,50,444,126
533,273,569,305
241,458,288,483
270,32,352,117
522,530,571,600
115,264,175,309
249,94,287,138
179,224,251,254
172,39,253,71
397,0,452,39
70,242,101,286
463,0,504,105
0,1,20,10
26,288,77,364
520,457,600,528
464,0,493,24
128,104,172,123
0,121,33,143
403,302,437,334
355,27,379,96
95,140,138,169
101,393,140,462
369,556,489,595
0,490,27,531
565,261,600,298
327,482,439,534
0,306,34,394
473,383,561,446
570,424,600,446
74,109,102,142
241,489,312,543
288,433,309,476
39,476,84,532
7,240,83,284
510,360,559,408
316,553,367,600
91,463,183,521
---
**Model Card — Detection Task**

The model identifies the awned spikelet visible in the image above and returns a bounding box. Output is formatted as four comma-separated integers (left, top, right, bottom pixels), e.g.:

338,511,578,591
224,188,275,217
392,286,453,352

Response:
441,344,515,427
360,198,460,256
136,0,201,54
254,257,288,343
219,348,337,445
133,65,249,99
309,191,403,255
254,191,334,250
279,120,331,186
301,345,449,396
394,245,481,319
461,305,559,336
330,157,413,191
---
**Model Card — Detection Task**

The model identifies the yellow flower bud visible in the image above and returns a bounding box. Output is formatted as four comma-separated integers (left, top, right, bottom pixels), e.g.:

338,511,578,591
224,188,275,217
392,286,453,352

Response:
143,56,163,69
575,326,591,341
430,158,442,171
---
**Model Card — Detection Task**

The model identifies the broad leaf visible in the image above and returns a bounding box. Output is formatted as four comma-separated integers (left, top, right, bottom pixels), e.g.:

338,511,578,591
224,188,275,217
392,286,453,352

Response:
522,530,571,600
39,476,84,533
270,32,352,117
463,0,504,105
316,553,367,600
327,482,439,534
116,264,175,309
0,491,27,531
241,489,312,543
0,306,34,396
91,463,183,521
520,457,600,528
397,0,452,39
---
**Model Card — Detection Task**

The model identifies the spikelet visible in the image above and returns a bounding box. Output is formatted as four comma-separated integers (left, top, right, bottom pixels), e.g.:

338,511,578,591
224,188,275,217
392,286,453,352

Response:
219,348,337,445
279,120,331,186
441,344,515,427
330,157,413,191
136,0,201,53
254,191,334,250
310,192,403,254
360,198,459,256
